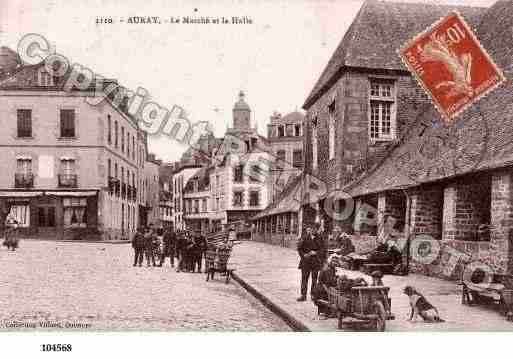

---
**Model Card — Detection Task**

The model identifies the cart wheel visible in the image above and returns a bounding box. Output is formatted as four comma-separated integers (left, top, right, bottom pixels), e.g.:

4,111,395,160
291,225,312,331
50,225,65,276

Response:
372,301,386,332
225,271,230,284
337,312,345,330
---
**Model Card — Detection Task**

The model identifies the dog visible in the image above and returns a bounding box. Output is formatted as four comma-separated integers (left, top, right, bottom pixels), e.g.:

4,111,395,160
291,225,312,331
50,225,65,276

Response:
403,286,444,323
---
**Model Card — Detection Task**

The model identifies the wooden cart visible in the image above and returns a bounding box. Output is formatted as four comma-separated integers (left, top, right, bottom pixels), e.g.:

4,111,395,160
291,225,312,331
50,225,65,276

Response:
205,246,233,283
327,285,395,331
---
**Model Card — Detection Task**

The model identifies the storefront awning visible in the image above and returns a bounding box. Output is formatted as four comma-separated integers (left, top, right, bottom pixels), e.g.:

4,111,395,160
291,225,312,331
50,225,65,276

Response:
44,191,98,197
0,191,43,197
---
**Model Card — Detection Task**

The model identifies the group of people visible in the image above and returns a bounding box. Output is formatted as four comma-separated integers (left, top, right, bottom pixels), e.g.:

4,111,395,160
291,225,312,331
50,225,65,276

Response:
131,225,208,272
296,224,355,302
297,223,403,318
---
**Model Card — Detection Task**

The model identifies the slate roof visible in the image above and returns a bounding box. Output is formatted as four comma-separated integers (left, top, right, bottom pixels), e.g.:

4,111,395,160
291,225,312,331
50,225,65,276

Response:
0,46,21,78
345,0,513,197
303,0,486,109
184,166,211,193
252,174,302,220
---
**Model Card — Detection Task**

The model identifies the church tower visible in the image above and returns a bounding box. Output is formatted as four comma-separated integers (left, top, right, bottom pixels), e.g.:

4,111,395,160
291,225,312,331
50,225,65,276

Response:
232,90,251,130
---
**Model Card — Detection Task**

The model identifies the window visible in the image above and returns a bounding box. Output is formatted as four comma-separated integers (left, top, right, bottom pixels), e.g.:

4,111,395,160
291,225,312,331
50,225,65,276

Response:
60,109,75,138
249,191,260,206
216,175,220,188
369,80,396,141
249,165,261,182
121,126,125,152
293,150,303,168
295,124,301,137
234,165,243,183
108,159,111,177
17,109,32,138
8,204,30,227
59,158,76,187
107,115,112,144
60,159,75,175
311,117,318,170
114,163,118,178
127,132,130,157
38,207,56,227
63,197,87,228
233,191,243,207
39,70,53,86
16,158,32,174
216,197,220,211
114,121,118,148
132,135,135,160
202,199,207,212
276,150,286,169
194,199,199,213
278,126,284,137
328,101,336,160
286,124,294,137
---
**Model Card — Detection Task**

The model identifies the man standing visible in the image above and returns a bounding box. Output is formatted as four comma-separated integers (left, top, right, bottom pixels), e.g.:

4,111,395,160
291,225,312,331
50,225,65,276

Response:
132,227,145,267
297,225,326,302
144,226,156,267
176,230,187,272
195,232,207,273
159,227,176,267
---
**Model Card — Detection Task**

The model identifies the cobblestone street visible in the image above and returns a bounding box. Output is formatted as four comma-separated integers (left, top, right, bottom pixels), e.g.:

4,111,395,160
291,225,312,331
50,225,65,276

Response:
231,241,513,331
0,240,289,331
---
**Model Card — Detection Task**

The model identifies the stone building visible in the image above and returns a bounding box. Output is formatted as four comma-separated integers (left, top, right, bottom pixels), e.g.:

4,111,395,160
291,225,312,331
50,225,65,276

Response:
250,110,305,246
158,162,176,229
208,91,272,231
300,0,513,279
266,111,305,201
144,153,161,227
183,166,211,234
172,164,202,230
0,60,147,240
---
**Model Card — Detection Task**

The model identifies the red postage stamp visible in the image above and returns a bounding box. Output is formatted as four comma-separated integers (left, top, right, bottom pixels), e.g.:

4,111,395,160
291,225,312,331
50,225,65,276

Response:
399,11,505,123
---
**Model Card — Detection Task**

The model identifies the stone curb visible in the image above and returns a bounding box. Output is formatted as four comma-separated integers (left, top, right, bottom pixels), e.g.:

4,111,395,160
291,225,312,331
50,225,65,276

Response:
16,238,130,244
231,271,311,332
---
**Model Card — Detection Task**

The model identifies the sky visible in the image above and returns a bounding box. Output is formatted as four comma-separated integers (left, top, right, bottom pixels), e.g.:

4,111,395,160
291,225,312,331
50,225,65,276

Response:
0,0,496,163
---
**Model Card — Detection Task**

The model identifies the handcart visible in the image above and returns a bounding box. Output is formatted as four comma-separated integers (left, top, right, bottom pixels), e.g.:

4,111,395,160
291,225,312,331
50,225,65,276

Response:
327,285,394,331
205,245,233,283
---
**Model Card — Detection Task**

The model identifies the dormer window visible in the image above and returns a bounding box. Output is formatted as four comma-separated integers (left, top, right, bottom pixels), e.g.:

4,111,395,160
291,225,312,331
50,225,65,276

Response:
369,79,396,141
38,70,53,87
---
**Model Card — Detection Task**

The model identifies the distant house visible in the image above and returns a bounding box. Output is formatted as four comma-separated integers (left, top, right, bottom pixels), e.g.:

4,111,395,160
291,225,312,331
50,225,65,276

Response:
300,0,513,279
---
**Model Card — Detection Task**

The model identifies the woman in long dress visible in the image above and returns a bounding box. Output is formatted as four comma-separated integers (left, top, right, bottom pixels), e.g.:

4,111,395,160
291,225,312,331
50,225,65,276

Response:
3,214,19,251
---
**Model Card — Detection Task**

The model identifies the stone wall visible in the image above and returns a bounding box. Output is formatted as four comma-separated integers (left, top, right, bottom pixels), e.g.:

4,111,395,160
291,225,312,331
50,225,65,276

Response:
443,176,491,242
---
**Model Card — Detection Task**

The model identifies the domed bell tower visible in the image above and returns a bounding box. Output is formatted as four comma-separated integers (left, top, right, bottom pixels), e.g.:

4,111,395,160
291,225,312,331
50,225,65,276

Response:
233,90,251,130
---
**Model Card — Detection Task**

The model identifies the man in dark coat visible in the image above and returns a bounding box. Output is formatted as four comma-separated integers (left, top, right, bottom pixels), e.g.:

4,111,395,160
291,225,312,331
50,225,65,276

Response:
144,227,156,267
192,232,207,273
159,227,176,267
297,225,326,301
132,227,145,267
176,230,188,272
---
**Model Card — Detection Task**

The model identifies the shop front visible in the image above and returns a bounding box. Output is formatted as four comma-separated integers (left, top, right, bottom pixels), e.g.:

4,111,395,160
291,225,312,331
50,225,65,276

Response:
0,190,99,240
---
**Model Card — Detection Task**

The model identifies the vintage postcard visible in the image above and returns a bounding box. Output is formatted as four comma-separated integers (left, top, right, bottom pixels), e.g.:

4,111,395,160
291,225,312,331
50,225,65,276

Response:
0,0,512,354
